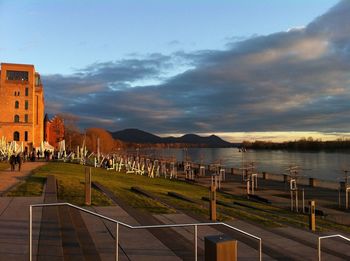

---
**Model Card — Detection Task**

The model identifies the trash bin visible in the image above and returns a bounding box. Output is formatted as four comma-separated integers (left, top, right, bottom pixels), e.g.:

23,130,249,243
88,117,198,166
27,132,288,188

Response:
205,235,237,261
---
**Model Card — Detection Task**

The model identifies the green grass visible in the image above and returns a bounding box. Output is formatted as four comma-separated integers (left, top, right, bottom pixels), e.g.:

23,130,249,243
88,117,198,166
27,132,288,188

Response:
6,176,45,196
0,162,10,171
7,162,350,232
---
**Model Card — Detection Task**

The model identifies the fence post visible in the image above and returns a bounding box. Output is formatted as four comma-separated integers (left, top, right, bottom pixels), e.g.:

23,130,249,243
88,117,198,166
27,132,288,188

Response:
309,200,316,232
85,167,91,205
209,185,217,221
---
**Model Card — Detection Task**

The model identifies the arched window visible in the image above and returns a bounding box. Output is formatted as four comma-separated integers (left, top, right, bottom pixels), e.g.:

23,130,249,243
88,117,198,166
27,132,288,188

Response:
15,101,19,109
14,115,20,123
14,131,20,141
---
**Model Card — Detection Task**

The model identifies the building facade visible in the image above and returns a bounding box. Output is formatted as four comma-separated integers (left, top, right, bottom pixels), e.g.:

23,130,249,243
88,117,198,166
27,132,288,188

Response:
0,63,45,150
44,114,65,149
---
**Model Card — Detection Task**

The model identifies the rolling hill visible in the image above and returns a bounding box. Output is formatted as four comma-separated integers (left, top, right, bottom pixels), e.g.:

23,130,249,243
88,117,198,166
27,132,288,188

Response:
110,128,233,147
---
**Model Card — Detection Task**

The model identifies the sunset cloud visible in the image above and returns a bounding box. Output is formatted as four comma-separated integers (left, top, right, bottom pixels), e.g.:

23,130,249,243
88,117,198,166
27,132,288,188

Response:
43,0,350,138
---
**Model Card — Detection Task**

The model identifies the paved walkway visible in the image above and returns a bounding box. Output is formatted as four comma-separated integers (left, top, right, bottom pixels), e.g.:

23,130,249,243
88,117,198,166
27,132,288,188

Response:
0,161,47,195
0,197,43,261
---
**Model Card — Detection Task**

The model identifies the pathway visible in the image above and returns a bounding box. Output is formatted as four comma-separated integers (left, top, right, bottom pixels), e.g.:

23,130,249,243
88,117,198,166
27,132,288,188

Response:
0,161,47,195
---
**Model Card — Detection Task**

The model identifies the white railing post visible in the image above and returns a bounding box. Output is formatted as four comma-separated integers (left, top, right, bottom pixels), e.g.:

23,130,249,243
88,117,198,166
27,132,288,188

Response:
259,238,262,261
29,205,32,261
194,224,198,261
318,237,321,261
116,222,119,261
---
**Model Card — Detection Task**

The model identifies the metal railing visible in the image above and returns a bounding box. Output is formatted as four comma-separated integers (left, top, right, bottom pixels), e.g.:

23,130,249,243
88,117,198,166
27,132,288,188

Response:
318,234,350,261
29,202,262,261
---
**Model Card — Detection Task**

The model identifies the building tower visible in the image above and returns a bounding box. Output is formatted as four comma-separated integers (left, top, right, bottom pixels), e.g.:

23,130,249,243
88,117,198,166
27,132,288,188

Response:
0,63,45,151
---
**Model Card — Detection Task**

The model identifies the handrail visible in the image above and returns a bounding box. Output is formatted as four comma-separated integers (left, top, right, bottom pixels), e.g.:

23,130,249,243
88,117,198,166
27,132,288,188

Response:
318,234,350,261
29,202,262,261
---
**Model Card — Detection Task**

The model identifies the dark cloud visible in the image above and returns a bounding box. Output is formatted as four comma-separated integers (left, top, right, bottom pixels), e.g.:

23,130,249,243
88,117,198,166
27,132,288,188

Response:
43,0,350,134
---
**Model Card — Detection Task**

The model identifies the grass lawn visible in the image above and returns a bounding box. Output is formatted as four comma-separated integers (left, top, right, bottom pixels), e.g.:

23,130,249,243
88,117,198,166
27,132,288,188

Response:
0,162,10,171
7,162,350,232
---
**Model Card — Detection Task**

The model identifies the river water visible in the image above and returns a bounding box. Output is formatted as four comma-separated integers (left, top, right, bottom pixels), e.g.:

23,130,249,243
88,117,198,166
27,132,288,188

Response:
139,148,350,181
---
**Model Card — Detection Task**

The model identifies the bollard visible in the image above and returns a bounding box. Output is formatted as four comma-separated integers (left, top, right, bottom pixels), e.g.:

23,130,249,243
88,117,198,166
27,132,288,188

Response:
262,172,268,180
309,178,316,187
209,185,217,221
309,200,316,232
85,167,91,206
205,235,237,261
340,181,346,192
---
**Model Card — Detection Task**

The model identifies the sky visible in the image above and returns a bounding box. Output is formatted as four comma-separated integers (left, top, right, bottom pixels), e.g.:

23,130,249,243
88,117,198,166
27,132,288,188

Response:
1,0,350,142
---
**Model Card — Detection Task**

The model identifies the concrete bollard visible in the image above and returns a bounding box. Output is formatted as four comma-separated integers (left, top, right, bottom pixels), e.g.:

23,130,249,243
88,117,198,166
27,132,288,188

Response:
205,235,237,261
309,200,316,232
85,167,91,206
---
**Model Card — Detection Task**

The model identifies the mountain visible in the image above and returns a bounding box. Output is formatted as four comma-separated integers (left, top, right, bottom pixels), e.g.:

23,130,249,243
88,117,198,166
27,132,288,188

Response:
110,128,163,143
110,128,233,147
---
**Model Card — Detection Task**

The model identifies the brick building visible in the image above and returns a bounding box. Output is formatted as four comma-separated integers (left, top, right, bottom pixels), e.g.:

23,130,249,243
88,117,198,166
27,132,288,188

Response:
0,63,45,151
44,114,65,149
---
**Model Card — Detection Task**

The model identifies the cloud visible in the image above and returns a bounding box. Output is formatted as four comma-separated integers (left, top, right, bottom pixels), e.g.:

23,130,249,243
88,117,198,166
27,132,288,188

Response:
43,0,350,135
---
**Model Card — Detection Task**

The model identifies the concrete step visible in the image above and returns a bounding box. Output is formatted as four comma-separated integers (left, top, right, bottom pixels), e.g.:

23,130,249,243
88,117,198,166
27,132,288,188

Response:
37,175,100,260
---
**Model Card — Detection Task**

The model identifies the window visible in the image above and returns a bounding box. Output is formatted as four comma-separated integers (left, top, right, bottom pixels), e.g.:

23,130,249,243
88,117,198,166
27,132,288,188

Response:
6,70,29,81
13,131,20,141
25,114,28,123
24,131,28,141
25,87,29,96
25,100,29,110
15,101,19,109
14,115,19,123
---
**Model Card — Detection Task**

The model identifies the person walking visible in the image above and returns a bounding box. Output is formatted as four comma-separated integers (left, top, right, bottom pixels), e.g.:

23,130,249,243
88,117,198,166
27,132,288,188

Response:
9,154,16,171
16,153,22,171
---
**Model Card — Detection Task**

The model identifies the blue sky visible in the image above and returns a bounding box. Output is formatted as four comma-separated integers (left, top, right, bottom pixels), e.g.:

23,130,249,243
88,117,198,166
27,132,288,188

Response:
0,0,338,74
2,0,350,142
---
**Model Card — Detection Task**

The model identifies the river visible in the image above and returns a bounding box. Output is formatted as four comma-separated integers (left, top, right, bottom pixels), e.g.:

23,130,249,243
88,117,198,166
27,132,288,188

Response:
138,148,350,181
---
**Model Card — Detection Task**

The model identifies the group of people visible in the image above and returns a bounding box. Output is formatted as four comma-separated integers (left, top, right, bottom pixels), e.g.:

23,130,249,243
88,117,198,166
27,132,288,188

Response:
9,152,23,171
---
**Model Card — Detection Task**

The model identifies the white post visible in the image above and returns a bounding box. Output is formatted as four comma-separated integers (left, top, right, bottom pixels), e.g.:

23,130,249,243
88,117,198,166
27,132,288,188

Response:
29,205,32,261
259,239,262,261
302,189,305,213
318,237,321,261
116,223,119,261
247,179,250,196
296,189,299,213
194,225,198,261
97,137,100,162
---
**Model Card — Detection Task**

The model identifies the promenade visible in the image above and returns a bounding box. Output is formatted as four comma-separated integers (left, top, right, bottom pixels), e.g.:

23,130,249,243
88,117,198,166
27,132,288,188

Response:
0,162,349,260
0,161,46,195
